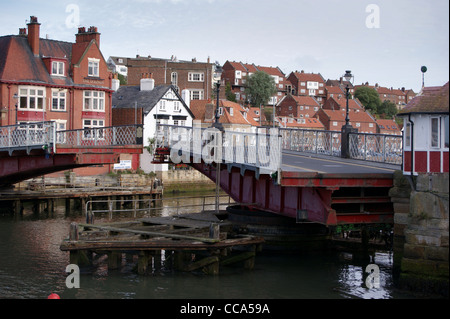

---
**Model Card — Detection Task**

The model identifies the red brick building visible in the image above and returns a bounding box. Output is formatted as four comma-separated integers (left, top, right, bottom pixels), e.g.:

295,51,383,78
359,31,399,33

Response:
276,94,320,119
317,97,377,133
221,61,288,106
0,16,113,176
126,55,215,103
286,71,327,105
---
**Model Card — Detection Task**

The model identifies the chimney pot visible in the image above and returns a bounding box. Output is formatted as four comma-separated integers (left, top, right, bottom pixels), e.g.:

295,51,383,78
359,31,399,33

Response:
27,16,41,56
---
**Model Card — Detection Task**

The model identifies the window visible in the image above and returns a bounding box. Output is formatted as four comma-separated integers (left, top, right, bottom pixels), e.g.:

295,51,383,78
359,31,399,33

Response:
83,119,104,140
369,123,374,128
171,72,178,85
19,86,45,110
83,91,105,111
356,122,361,127
431,117,440,148
159,100,166,111
52,61,65,76
173,120,179,126
333,121,338,127
88,58,100,77
405,123,411,147
55,120,67,143
52,89,66,111
190,90,204,100
174,101,180,112
235,71,242,79
188,72,204,82
444,116,449,148
300,82,306,86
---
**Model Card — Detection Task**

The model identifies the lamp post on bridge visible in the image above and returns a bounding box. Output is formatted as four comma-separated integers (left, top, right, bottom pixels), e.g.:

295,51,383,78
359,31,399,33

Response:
341,70,357,158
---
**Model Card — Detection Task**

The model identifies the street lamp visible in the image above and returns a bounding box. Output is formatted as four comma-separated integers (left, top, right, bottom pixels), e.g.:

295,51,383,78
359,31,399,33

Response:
213,80,223,131
343,70,354,127
340,70,356,159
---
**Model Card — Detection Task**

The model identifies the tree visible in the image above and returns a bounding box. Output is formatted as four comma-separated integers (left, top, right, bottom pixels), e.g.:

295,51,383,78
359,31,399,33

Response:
354,86,381,114
244,71,277,108
378,100,398,119
225,82,236,102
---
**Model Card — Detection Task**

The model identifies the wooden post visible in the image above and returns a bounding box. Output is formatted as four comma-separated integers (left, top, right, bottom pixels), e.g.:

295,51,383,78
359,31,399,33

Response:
209,223,220,240
137,251,151,275
108,251,122,270
69,223,79,241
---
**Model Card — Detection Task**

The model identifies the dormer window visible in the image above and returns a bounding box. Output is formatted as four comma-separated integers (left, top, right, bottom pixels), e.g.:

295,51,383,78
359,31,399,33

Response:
52,61,65,76
88,58,100,77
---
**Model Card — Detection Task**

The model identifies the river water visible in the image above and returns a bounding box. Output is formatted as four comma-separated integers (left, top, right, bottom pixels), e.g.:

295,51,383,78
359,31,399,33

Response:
0,193,421,300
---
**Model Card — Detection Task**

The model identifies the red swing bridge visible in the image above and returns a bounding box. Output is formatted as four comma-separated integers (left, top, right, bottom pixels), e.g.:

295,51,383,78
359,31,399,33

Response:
153,124,402,226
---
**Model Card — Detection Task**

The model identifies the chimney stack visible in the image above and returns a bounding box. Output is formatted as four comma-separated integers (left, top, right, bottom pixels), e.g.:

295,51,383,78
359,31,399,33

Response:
27,16,40,56
140,73,154,91
76,26,101,47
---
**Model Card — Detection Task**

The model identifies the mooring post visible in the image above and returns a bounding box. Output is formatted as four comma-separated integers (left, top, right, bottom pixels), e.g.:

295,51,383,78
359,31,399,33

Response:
209,223,220,240
69,223,79,241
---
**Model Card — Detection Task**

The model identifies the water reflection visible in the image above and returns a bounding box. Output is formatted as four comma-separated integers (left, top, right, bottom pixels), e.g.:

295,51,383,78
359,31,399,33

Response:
0,195,418,299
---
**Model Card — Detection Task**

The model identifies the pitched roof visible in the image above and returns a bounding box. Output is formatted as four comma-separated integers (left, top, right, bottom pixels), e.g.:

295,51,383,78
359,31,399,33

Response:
398,82,449,115
321,108,376,123
277,116,324,129
376,119,400,131
189,99,260,126
112,84,193,117
290,71,325,83
0,35,73,85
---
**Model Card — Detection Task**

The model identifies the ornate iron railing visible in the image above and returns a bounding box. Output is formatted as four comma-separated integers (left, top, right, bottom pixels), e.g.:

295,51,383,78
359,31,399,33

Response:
0,122,143,154
280,128,342,157
57,124,143,149
349,132,403,165
0,121,56,155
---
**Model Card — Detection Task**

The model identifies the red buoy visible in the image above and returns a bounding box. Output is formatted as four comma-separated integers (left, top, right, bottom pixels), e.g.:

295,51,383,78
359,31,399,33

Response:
47,293,60,299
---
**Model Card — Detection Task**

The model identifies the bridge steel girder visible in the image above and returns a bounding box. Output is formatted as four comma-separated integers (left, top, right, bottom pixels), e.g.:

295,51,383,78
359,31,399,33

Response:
0,152,120,187
188,161,394,226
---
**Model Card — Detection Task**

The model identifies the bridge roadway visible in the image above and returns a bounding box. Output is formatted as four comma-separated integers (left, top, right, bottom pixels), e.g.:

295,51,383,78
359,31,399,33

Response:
281,150,399,175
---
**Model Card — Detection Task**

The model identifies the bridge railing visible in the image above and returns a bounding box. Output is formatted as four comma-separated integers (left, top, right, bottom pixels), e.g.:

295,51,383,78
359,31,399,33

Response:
56,124,143,150
0,121,56,155
349,132,403,165
155,124,282,173
0,122,143,154
280,128,342,156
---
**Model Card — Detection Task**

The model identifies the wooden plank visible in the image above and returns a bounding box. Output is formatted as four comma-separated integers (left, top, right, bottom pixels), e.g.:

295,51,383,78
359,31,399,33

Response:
60,236,264,251
78,223,220,243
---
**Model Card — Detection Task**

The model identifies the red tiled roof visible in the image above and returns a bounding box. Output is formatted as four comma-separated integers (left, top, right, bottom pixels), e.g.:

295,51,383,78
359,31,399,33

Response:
321,108,375,123
399,82,449,114
291,71,325,83
277,116,324,129
376,119,400,131
291,95,320,106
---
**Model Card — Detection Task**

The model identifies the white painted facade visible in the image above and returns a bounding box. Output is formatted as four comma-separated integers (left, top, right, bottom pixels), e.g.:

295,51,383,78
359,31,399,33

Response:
140,87,193,173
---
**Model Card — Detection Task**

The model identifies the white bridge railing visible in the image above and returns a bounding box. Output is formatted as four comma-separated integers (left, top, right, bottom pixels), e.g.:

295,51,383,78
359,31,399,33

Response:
280,127,402,165
0,122,143,155
349,132,403,165
155,124,282,174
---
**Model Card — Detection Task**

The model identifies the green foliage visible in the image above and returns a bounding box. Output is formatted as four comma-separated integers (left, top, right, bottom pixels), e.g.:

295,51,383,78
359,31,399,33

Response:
117,73,127,85
225,82,236,102
263,107,274,125
145,137,156,154
244,71,277,108
354,86,381,114
378,100,398,119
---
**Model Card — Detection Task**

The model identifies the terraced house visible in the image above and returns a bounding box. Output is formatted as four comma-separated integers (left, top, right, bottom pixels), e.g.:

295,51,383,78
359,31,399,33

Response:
0,16,113,175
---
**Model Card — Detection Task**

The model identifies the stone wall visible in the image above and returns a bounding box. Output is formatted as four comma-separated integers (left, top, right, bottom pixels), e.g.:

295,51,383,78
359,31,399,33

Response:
393,172,449,297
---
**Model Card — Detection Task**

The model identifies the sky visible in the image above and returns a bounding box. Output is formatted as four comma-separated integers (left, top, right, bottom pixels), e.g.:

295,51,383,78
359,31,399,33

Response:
1,0,448,93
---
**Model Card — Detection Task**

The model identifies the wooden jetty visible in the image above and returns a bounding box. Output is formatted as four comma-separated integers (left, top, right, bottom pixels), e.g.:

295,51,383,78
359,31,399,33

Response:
0,186,163,216
60,211,264,275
